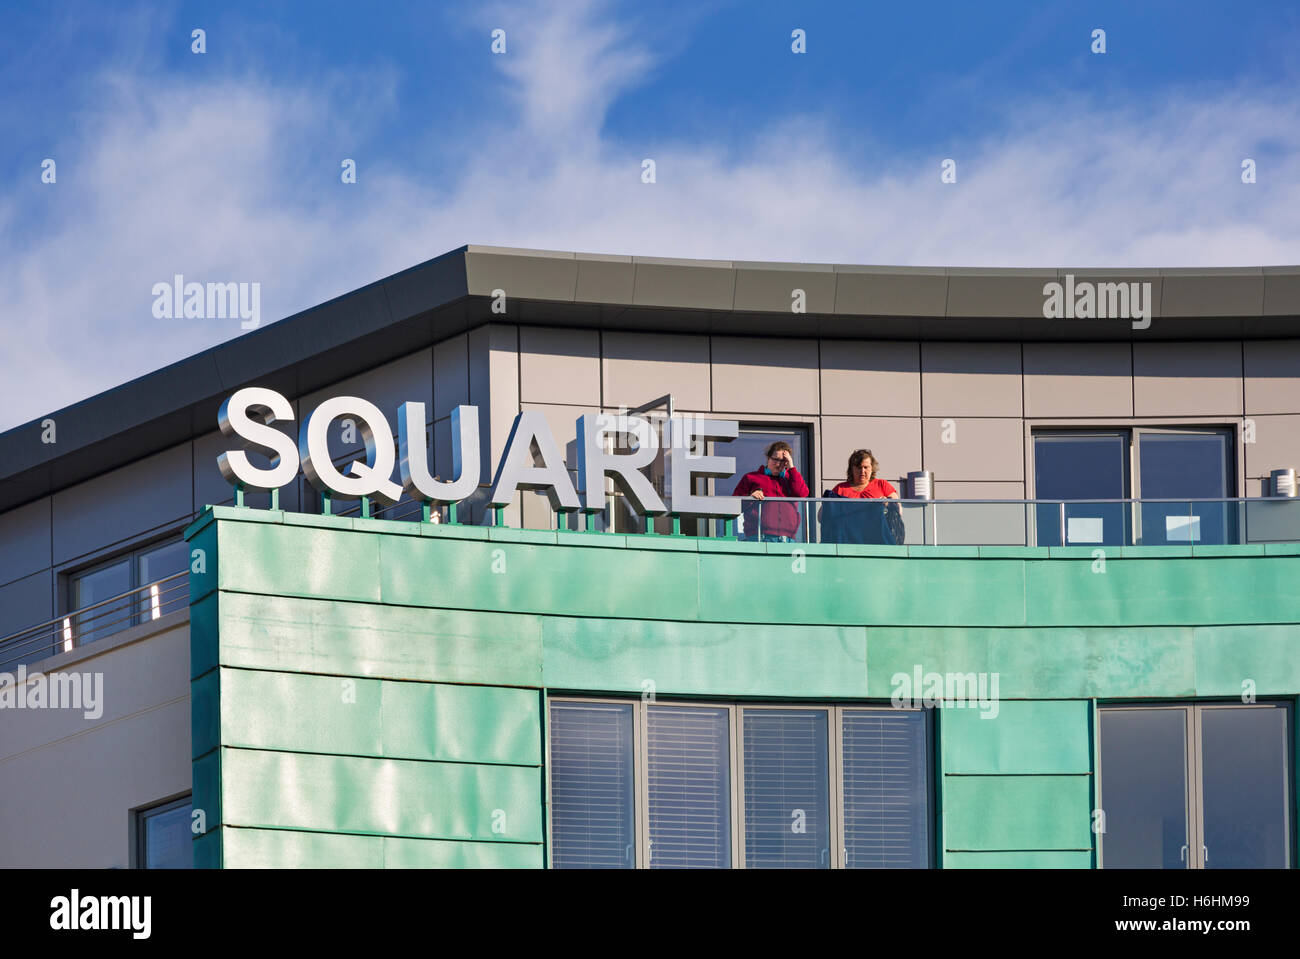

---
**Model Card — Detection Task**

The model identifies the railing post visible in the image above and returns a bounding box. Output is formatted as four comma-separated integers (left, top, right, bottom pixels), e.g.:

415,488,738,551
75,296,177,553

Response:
1059,501,1066,547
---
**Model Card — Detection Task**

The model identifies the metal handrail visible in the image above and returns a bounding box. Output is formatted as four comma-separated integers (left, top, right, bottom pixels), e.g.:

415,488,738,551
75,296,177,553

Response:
0,571,189,671
749,496,1297,504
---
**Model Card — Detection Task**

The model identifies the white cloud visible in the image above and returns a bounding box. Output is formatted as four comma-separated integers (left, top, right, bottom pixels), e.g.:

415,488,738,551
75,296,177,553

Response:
1,0,1298,431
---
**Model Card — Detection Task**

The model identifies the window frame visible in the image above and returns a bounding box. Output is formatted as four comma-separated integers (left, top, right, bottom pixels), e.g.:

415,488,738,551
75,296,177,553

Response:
1029,424,1241,547
132,793,193,870
1027,421,1244,503
1097,699,1294,870
62,533,189,639
546,696,934,869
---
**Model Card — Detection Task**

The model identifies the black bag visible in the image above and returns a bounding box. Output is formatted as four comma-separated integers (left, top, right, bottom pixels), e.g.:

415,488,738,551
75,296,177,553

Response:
882,500,905,546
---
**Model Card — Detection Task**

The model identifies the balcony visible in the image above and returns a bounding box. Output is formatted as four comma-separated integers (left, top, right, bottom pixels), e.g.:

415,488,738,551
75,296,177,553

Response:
722,496,1300,548
0,571,188,672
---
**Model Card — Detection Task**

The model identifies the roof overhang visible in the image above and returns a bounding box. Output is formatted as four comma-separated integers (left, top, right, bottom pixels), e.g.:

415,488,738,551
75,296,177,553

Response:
2,245,1298,512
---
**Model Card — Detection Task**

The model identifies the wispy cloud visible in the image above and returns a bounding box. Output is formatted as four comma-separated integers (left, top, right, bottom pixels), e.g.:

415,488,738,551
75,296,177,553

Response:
1,0,1297,431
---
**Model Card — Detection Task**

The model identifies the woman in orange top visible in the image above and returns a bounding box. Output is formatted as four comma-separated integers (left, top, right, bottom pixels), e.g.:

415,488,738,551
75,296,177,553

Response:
821,449,901,544
832,449,898,501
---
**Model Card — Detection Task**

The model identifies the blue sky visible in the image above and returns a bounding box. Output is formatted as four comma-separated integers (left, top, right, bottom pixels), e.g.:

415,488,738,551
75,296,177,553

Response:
1,0,1298,429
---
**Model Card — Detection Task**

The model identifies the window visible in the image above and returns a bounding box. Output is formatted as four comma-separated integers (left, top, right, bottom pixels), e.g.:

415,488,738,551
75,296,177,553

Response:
549,701,636,868
743,708,831,867
715,425,813,542
1099,703,1292,869
548,698,933,869
648,705,732,868
66,536,189,646
1032,427,1237,546
136,796,192,869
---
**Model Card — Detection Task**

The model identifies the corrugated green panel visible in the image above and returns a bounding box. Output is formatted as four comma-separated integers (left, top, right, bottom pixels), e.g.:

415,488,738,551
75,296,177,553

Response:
941,700,1091,774
221,748,544,842
192,828,222,869
189,592,219,680
192,748,222,831
218,669,541,765
191,668,220,759
867,627,1197,699
1026,556,1300,626
698,554,1026,626
945,850,1092,868
944,775,1093,851
216,592,543,687
218,521,382,603
542,616,868,698
377,534,702,621
219,827,544,868
1192,624,1300,696
186,518,218,605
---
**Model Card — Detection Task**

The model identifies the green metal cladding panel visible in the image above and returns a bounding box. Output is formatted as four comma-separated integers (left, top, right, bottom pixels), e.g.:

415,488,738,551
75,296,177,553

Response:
220,827,543,868
867,626,1199,700
1024,556,1300,626
944,851,1093,868
220,747,543,843
214,591,543,687
943,776,1093,853
182,508,1300,869
941,701,1092,775
541,616,867,698
218,668,541,765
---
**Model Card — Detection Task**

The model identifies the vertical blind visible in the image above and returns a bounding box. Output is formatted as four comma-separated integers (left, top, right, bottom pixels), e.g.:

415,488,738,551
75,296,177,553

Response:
742,709,831,868
647,705,731,868
549,701,636,868
840,709,930,868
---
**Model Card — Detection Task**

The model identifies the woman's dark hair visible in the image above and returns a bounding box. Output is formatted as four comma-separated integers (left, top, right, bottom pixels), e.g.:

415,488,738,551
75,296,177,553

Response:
764,440,793,463
846,448,879,483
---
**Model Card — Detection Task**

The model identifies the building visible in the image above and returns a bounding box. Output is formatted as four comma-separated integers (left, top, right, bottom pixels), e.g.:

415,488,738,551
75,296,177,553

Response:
1,245,1297,869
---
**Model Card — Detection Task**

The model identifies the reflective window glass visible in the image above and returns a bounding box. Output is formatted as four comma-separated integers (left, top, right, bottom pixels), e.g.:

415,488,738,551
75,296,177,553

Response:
1099,707,1190,868
1033,433,1129,547
139,798,192,869
1200,705,1291,868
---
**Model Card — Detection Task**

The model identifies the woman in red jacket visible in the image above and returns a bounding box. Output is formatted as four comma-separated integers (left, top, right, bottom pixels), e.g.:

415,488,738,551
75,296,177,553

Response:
732,441,810,542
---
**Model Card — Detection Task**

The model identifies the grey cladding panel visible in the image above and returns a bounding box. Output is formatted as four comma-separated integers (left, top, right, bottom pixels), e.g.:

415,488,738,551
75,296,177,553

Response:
0,499,51,588
0,570,54,639
1160,270,1264,318
52,444,194,565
